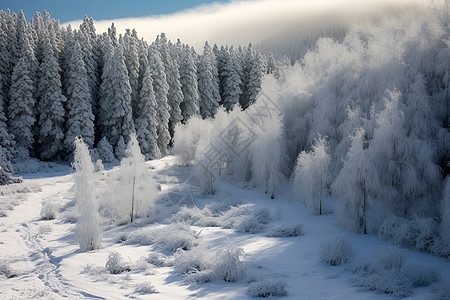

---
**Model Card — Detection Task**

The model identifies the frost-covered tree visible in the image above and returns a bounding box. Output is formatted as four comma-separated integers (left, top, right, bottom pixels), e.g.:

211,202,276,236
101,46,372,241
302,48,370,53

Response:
293,135,332,215
8,38,36,158
332,128,374,234
36,38,66,160
119,133,157,222
73,137,102,251
149,45,170,155
97,136,115,163
64,40,95,153
0,74,14,158
243,50,263,110
198,42,220,118
250,115,286,199
98,46,135,147
180,45,200,121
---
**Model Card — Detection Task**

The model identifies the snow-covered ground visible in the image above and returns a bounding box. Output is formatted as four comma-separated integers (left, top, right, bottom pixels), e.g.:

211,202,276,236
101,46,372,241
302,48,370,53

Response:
0,156,448,299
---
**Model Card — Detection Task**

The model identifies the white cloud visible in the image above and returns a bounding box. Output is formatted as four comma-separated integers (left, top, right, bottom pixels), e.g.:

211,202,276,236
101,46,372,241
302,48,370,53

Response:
62,0,427,51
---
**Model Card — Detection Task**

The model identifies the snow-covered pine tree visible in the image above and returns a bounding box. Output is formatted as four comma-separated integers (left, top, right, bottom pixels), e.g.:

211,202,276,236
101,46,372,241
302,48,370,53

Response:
149,44,171,155
64,40,95,153
36,37,66,160
157,33,183,143
8,36,36,159
73,137,102,251
180,45,200,121
198,41,220,119
115,136,126,159
124,30,140,121
293,135,332,215
440,176,450,256
97,136,115,163
77,16,99,115
98,45,135,148
243,50,263,110
0,145,21,185
135,60,159,159
0,13,15,102
266,52,277,75
221,48,242,112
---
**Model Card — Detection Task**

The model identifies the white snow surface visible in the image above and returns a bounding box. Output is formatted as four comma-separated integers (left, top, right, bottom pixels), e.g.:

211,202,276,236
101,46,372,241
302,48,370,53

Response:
0,156,448,299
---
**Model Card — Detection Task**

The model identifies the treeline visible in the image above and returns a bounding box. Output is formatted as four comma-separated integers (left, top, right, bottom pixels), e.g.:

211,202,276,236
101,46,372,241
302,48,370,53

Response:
0,10,277,178
174,6,450,256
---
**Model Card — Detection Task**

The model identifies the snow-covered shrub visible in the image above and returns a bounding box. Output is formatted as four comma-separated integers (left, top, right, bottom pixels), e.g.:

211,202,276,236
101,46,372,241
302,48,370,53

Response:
128,223,200,252
152,223,200,252
147,252,169,267
265,224,304,237
248,279,288,297
40,199,58,220
378,216,439,253
186,240,246,283
134,282,158,294
0,260,19,278
94,159,104,172
212,241,246,282
105,252,131,274
173,117,208,166
206,197,243,213
401,264,440,287
352,246,439,297
234,215,265,234
73,137,102,251
174,245,214,274
320,234,354,266
171,206,213,225
132,257,154,274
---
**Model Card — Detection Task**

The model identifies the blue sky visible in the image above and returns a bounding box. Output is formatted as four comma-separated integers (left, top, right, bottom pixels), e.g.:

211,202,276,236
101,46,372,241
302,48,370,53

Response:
1,0,233,23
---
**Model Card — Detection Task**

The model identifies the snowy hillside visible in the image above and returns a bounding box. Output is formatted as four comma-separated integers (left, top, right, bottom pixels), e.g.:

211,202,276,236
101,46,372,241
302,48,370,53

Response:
0,156,449,299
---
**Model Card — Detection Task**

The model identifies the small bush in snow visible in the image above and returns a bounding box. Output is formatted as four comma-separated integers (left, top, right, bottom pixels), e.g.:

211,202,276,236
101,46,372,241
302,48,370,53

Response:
134,282,158,294
40,199,58,220
105,252,131,274
352,246,439,297
234,216,266,234
38,224,52,235
378,216,438,253
213,241,246,282
265,224,304,237
171,206,213,225
128,223,200,252
0,260,19,278
174,245,213,274
248,279,288,297
320,235,354,266
147,252,170,267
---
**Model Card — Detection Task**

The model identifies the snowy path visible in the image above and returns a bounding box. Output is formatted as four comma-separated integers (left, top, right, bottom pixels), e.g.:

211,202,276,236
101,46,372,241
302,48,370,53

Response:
0,174,88,299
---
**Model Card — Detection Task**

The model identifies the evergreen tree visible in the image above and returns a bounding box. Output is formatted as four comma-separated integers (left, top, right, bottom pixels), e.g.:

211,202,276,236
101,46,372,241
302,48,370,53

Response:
157,33,183,142
149,45,170,155
97,136,115,163
136,62,160,159
8,38,36,158
36,38,66,160
179,45,200,121
115,135,126,159
198,42,220,118
124,30,140,120
98,46,135,147
221,48,242,111
243,50,263,110
65,40,95,153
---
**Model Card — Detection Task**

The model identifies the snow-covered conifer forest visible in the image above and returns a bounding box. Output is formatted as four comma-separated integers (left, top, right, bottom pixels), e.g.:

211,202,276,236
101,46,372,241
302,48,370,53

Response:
0,2,449,299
